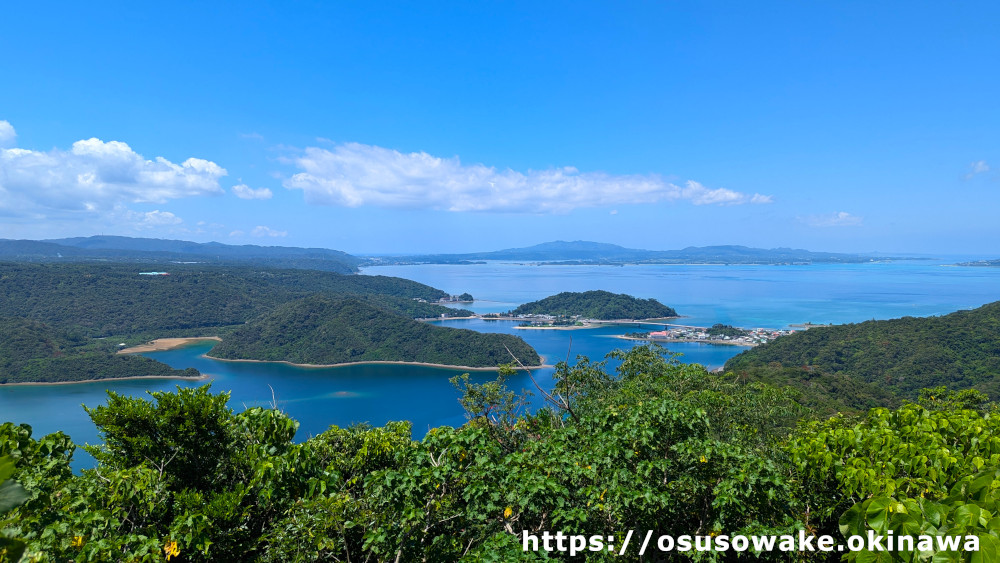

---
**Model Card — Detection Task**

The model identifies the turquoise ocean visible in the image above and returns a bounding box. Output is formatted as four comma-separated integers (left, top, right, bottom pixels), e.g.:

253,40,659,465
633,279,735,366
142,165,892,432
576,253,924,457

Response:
2,260,998,468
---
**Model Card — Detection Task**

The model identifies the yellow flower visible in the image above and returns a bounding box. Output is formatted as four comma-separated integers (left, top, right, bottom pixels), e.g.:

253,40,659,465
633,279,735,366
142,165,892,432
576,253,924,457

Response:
71,536,85,548
699,456,707,463
163,540,180,560
504,506,513,518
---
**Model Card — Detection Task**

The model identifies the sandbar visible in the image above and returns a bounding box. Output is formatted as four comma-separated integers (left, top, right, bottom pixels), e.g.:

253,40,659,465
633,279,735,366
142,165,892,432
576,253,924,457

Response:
117,337,222,354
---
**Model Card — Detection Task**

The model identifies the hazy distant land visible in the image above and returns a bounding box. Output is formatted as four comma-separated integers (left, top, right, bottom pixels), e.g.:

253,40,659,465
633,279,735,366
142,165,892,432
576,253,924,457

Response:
367,240,906,266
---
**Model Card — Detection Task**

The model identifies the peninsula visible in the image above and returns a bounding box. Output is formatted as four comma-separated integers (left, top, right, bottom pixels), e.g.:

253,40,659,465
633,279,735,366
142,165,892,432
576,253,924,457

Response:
207,295,540,368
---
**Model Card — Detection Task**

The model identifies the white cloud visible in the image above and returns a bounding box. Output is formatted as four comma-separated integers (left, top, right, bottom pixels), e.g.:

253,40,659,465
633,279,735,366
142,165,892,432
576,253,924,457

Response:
283,143,772,213
232,183,273,200
229,230,246,237
802,211,863,227
965,160,990,180
251,225,287,237
125,209,184,229
0,125,226,221
0,120,15,147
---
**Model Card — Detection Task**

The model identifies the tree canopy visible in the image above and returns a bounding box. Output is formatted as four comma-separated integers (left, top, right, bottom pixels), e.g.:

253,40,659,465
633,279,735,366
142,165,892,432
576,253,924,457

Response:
510,290,677,320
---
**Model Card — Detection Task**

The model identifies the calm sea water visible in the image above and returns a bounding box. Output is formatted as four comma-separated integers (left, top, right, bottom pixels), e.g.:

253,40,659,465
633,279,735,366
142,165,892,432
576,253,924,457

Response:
2,260,997,468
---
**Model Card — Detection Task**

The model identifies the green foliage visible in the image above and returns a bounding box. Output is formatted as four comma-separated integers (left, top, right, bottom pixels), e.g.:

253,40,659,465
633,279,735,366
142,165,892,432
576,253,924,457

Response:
510,290,677,320
0,455,30,562
726,301,1000,402
6,344,1000,561
706,323,749,338
729,364,901,416
838,476,1000,562
209,295,540,367
787,401,1000,546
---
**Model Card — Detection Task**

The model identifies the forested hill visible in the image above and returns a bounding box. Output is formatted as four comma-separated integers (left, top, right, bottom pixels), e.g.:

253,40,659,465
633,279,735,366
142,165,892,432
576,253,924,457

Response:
0,262,469,337
510,290,677,320
208,296,541,368
725,301,1000,402
0,236,361,273
0,317,199,384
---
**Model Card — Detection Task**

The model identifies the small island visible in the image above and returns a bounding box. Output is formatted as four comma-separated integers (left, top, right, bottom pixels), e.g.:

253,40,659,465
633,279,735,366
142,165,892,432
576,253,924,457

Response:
504,290,678,329
955,259,1000,267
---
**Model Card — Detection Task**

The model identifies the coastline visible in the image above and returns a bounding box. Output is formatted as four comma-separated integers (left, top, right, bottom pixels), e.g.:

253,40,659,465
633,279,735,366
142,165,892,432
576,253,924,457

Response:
615,335,755,347
203,355,551,371
509,316,681,331
119,334,547,372
117,336,222,354
515,324,597,330
1,373,211,387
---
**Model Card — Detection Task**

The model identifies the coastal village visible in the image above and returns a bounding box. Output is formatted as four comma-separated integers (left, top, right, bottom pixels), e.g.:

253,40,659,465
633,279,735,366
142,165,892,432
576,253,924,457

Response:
625,325,796,346
485,312,796,347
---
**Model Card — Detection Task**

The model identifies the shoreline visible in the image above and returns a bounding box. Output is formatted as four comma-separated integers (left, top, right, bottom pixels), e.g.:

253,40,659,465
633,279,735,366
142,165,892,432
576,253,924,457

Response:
117,336,222,354
204,354,551,372
515,324,597,330
615,335,756,347
501,316,682,331
1,373,211,387
121,334,548,372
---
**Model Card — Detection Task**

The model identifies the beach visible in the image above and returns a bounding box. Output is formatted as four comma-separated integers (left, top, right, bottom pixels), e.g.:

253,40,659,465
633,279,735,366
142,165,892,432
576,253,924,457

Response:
117,337,222,354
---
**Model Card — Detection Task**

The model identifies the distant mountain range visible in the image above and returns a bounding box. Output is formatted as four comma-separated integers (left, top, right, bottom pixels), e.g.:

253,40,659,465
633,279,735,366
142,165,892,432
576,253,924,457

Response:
369,240,897,265
0,236,361,273
0,236,903,270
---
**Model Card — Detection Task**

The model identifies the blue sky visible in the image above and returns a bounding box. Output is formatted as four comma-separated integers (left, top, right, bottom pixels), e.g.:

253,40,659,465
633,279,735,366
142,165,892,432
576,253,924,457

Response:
1,1,997,256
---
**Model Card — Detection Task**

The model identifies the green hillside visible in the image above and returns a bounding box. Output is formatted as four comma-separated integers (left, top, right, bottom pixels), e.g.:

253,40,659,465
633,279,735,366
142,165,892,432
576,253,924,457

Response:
510,290,677,320
0,262,470,337
0,317,199,384
208,296,540,368
725,301,1000,404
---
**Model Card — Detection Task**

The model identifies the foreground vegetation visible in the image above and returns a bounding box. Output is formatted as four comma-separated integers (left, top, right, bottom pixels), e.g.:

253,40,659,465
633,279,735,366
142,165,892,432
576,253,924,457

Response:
510,290,677,320
726,301,1000,411
3,346,999,561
